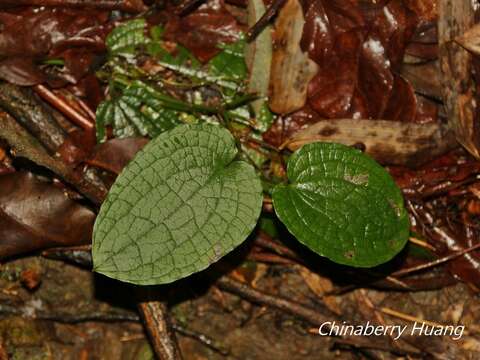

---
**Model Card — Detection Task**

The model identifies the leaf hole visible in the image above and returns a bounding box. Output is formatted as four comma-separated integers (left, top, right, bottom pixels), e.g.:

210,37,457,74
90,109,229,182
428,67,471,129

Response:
344,251,354,260
344,173,369,186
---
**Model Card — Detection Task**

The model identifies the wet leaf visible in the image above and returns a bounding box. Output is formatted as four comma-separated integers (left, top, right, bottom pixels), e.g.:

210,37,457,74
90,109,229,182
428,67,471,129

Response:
358,36,394,118
163,1,245,62
382,74,417,122
302,0,418,120
89,137,149,175
93,124,263,285
0,172,95,259
272,142,409,267
302,0,365,118
0,7,109,85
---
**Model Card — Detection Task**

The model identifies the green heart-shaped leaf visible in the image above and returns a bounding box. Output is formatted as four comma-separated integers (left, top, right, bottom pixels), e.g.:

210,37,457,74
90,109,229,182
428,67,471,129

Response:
272,142,409,267
93,124,263,284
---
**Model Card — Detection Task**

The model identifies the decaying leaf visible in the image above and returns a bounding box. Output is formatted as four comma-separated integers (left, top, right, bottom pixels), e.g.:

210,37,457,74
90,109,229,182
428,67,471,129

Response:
297,265,341,315
0,172,95,259
268,0,318,114
163,1,245,63
88,137,149,175
0,7,110,86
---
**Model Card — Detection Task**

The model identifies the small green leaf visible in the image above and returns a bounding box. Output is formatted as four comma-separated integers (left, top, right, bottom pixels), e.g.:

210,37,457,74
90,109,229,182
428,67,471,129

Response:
272,143,409,267
95,81,181,142
106,19,148,55
93,124,263,285
208,39,247,83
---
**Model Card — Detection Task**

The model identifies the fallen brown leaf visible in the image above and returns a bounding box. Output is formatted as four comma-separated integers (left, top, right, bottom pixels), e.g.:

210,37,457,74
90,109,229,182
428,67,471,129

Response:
0,171,95,259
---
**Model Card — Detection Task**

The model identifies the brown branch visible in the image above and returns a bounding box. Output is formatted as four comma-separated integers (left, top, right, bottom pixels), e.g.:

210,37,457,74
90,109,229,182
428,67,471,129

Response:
215,276,421,356
175,0,206,16
76,97,96,121
246,0,287,42
0,302,228,355
0,83,66,154
254,231,303,262
285,118,458,166
137,300,183,360
0,111,107,204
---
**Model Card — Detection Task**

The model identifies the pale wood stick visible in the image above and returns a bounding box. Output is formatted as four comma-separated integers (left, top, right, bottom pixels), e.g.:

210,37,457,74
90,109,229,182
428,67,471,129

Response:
283,119,457,167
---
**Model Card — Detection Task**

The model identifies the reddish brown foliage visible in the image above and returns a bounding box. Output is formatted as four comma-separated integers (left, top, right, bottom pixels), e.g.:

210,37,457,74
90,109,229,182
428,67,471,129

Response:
163,0,246,62
0,7,111,86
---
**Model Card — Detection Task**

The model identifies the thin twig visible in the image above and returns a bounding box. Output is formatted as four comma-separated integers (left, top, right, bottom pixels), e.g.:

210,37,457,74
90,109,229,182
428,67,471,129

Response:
392,242,480,278
76,97,97,121
0,83,66,153
246,0,287,42
215,276,420,356
34,85,94,131
173,325,229,356
175,0,206,16
254,231,302,262
409,237,436,251
378,307,470,335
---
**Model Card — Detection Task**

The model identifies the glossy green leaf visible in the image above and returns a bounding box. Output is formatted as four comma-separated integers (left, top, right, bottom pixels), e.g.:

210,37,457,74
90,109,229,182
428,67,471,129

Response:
106,19,147,55
95,81,181,142
272,143,409,267
92,124,263,285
